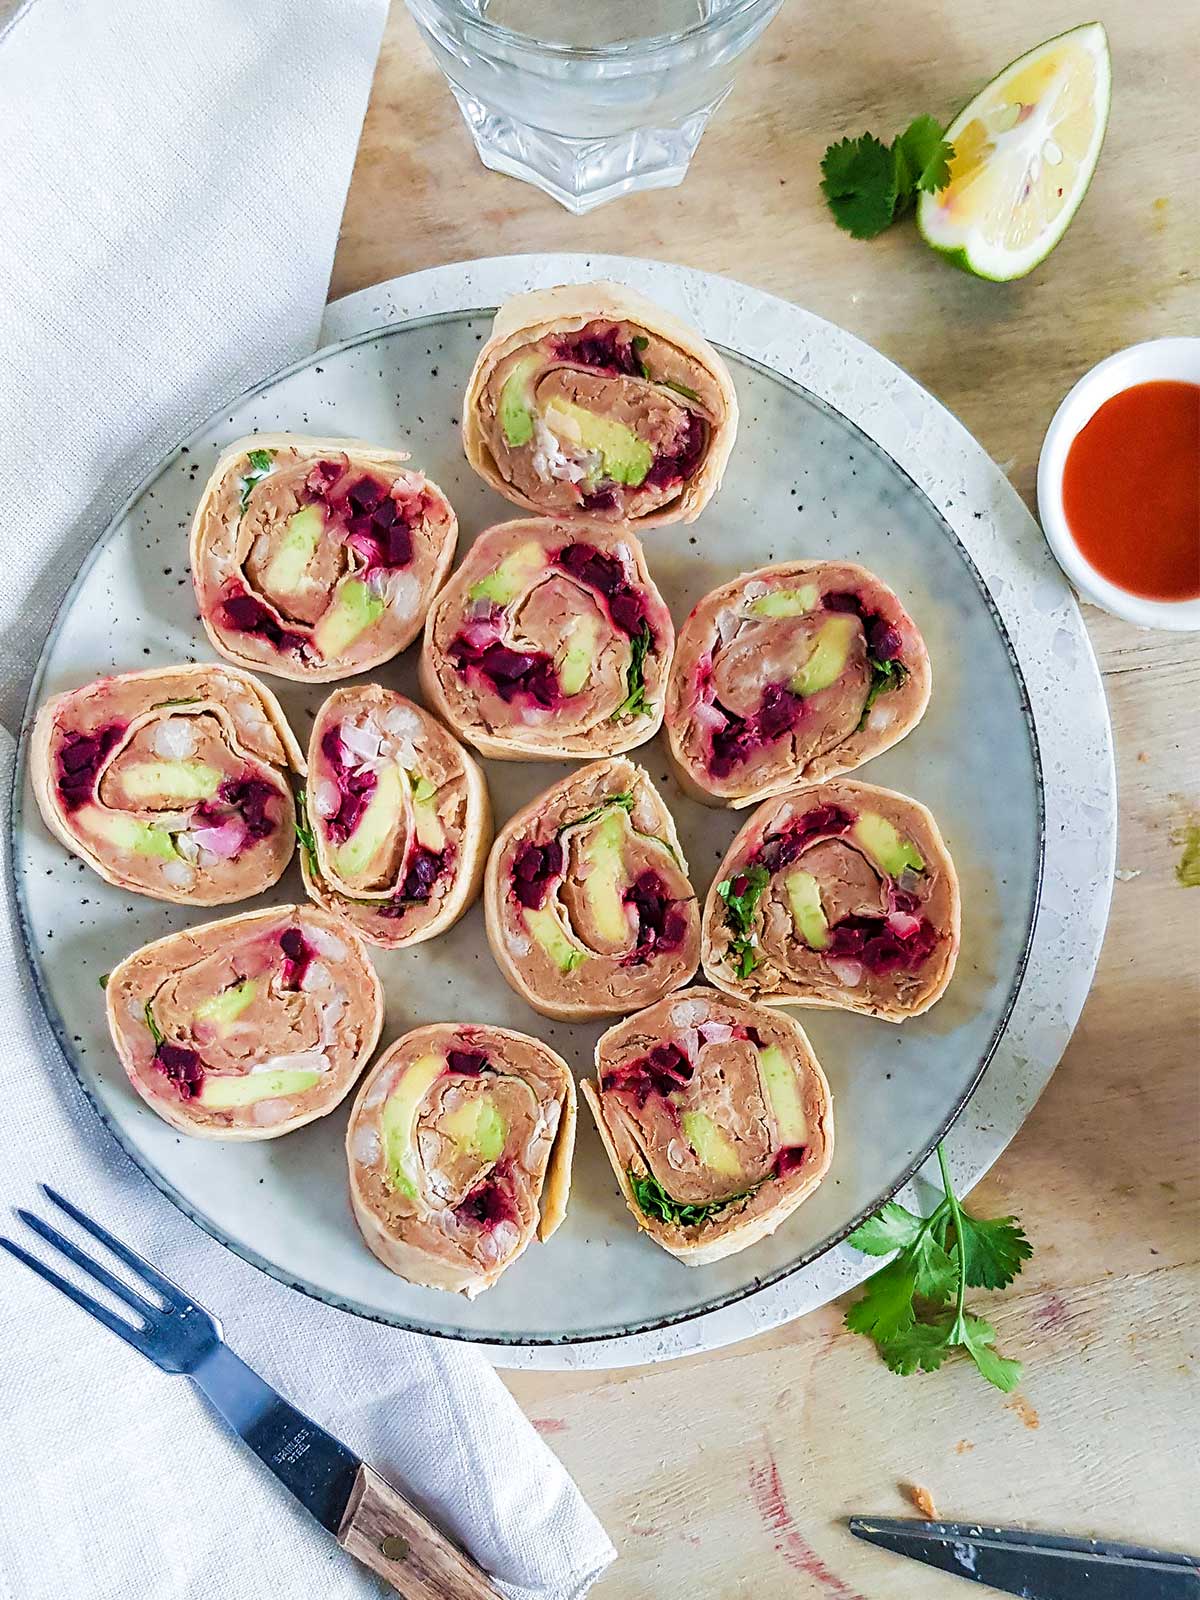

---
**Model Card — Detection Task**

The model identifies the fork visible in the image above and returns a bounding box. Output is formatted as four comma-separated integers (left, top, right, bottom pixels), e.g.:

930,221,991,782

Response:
2,1185,502,1600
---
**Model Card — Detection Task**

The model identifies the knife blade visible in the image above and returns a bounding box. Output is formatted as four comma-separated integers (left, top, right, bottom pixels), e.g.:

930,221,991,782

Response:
848,1516,1200,1600
191,1341,362,1533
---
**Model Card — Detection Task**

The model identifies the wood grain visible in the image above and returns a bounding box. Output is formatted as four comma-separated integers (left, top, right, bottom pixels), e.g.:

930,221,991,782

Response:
335,4,1200,1593
337,1463,502,1599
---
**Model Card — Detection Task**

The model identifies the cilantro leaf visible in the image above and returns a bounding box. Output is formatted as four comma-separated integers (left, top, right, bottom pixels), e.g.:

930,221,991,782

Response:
895,115,954,195
143,1001,164,1047
820,134,898,240
858,657,910,729
846,1200,924,1255
845,1256,918,1341
663,378,701,402
615,625,653,720
293,788,318,873
877,1316,955,1375
631,334,650,379
716,864,770,979
246,448,274,473
953,1313,1024,1393
629,1169,757,1229
844,1142,1030,1392
564,793,635,833
956,1212,1033,1291
98,973,109,990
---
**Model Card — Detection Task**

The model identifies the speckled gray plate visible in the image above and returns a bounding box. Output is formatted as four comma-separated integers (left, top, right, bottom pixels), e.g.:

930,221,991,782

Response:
13,256,1115,1365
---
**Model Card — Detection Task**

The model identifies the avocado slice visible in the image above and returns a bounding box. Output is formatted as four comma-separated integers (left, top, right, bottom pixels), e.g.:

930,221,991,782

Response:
410,774,445,852
499,355,539,447
89,809,177,860
441,1095,507,1163
756,1045,808,1145
790,613,859,697
578,808,631,946
784,870,830,950
853,811,925,877
198,1066,322,1109
331,762,404,879
524,904,586,974
558,611,601,697
467,540,544,605
381,1052,444,1199
118,761,221,804
550,400,652,488
749,585,819,618
681,1109,743,1179
262,504,325,594
194,978,257,1028
313,578,385,659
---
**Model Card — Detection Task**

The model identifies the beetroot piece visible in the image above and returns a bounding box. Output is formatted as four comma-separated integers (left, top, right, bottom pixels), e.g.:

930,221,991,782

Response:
825,913,939,974
155,1042,204,1099
55,722,126,811
580,487,619,514
554,323,646,378
553,542,650,639
447,1049,489,1077
601,1040,694,1108
217,590,306,655
753,804,856,874
299,460,415,572
822,591,903,663
217,776,277,842
398,845,448,903
278,926,314,989
773,1145,807,1179
709,683,806,779
622,870,689,967
510,838,564,911
456,1171,518,1230
305,458,345,496
644,410,707,490
448,633,561,709
319,725,378,845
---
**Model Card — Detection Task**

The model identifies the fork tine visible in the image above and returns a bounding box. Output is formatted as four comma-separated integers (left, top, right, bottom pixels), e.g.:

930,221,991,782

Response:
0,1236,156,1359
42,1185,189,1309
17,1209,163,1319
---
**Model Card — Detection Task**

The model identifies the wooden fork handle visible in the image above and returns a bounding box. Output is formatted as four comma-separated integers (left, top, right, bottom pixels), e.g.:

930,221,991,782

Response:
336,1463,504,1600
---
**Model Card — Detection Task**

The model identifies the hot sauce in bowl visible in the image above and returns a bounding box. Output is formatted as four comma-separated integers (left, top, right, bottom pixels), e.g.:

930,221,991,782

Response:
1061,380,1200,601
1038,339,1200,630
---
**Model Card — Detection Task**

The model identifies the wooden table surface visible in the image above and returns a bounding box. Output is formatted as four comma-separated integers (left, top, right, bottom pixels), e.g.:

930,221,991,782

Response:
335,4,1200,1593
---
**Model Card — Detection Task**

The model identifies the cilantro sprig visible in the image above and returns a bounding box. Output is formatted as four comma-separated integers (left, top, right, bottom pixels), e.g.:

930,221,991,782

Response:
615,624,653,721
143,1001,164,1047
630,1169,758,1229
563,792,635,834
821,116,955,240
845,1144,1032,1391
858,655,910,729
716,864,769,979
239,447,275,511
293,788,318,873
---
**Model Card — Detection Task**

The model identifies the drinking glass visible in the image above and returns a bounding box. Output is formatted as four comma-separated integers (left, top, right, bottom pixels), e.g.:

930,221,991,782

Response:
403,0,786,213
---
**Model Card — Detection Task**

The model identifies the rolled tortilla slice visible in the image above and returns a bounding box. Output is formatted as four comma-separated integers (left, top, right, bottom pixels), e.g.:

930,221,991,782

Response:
485,757,700,1021
105,905,383,1140
346,1023,576,1297
190,432,457,682
666,561,931,808
299,686,491,949
31,663,303,905
420,518,674,760
583,988,833,1265
462,282,738,527
702,779,960,1020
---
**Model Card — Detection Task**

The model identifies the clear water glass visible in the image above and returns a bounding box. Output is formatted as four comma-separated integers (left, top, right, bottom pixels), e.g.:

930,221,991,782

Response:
404,0,785,213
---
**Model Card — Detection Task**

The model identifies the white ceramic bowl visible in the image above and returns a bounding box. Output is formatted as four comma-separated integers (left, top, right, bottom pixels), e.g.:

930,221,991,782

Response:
1037,337,1200,631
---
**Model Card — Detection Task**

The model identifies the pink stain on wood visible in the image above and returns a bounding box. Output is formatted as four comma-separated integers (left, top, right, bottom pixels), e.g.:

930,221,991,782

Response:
530,1417,568,1434
1034,1292,1070,1332
749,1452,867,1600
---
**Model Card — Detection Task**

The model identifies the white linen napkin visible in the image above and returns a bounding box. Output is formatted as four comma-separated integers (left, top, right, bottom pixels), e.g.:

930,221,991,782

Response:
0,4,615,1598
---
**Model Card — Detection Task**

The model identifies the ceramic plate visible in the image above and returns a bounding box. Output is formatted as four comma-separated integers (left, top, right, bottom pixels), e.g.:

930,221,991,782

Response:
14,271,1093,1350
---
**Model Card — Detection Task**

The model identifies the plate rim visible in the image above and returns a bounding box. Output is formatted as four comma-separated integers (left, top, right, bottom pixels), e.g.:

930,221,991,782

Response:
12,303,1047,1347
